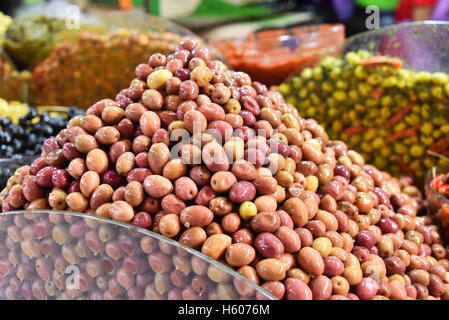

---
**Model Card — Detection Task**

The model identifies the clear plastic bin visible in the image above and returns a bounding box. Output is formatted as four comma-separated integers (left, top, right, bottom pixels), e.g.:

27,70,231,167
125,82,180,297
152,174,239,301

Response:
425,163,449,243
344,21,449,73
280,21,449,184
0,210,276,300
210,24,345,86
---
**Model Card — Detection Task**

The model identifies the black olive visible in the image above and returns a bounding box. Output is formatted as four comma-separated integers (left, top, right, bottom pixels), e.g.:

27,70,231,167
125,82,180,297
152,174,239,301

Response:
2,145,13,157
24,149,35,156
51,115,66,129
26,108,38,120
39,111,50,123
31,123,43,134
0,131,11,144
0,117,12,128
40,124,54,136
28,133,37,146
34,144,43,154
12,139,23,152
18,115,29,128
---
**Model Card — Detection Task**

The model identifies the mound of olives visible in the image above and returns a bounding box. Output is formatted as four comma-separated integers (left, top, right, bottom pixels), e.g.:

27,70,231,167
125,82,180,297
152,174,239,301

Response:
0,40,448,300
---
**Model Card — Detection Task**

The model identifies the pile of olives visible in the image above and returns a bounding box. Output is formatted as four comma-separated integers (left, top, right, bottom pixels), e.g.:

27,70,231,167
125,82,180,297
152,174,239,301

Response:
1,40,448,300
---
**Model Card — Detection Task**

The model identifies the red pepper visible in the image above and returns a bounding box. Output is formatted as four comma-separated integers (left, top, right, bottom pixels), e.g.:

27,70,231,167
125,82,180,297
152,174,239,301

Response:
438,184,449,196
386,126,419,142
370,87,383,99
359,56,403,68
342,126,367,137
428,133,449,154
434,178,445,191
385,102,413,128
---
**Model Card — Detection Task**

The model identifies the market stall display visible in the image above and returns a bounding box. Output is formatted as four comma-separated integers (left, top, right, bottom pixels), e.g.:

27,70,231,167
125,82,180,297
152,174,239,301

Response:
278,22,449,183
0,38,448,300
0,210,275,300
211,24,345,86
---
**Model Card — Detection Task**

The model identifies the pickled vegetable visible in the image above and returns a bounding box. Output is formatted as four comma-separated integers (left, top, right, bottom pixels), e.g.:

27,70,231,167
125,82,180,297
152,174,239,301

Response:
30,29,184,108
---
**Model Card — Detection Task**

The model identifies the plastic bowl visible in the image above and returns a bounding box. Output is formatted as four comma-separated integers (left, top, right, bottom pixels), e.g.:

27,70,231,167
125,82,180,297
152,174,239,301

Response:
344,21,449,73
0,210,276,300
281,21,449,184
425,162,449,242
210,24,345,86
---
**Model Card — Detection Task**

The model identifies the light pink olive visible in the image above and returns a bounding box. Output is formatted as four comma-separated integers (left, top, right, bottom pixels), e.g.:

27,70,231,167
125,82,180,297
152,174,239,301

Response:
109,201,135,222
310,275,332,300
143,175,173,198
285,278,313,300
140,111,161,137
161,194,186,215
183,110,207,133
126,168,152,184
194,186,216,207
180,205,214,228
297,247,324,276
275,226,301,253
277,210,294,229
210,171,237,193
198,103,225,122
202,142,229,172
323,256,344,277
225,244,256,267
135,152,149,168
355,277,379,300
207,120,233,143
174,177,198,201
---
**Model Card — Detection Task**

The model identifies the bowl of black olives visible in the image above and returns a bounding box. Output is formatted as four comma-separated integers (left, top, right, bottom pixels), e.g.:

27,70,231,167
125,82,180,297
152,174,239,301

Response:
0,105,84,188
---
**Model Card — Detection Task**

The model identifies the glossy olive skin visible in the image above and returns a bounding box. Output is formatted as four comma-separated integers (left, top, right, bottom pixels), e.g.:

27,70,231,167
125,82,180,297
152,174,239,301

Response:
1,39,444,302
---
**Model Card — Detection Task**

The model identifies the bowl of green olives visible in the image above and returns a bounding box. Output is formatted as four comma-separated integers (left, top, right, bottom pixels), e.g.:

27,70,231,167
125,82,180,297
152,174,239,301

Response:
279,21,449,185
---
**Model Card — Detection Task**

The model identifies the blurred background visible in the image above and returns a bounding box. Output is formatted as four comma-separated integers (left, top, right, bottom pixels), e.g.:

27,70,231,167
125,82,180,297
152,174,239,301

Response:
1,0,448,38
